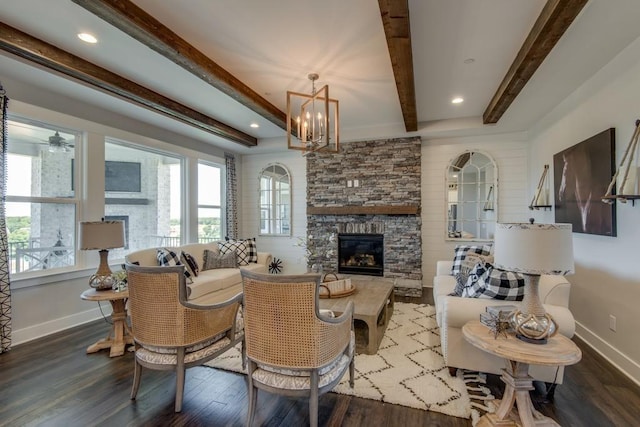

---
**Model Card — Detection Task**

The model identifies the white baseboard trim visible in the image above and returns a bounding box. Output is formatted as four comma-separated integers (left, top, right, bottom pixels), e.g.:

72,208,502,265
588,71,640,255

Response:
575,321,640,388
12,307,104,346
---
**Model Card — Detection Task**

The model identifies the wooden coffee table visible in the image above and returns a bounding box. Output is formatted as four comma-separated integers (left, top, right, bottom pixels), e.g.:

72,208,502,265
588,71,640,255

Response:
319,279,394,354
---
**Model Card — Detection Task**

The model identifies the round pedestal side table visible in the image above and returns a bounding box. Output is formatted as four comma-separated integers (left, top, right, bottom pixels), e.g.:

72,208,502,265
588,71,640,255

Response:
462,320,582,427
81,288,134,357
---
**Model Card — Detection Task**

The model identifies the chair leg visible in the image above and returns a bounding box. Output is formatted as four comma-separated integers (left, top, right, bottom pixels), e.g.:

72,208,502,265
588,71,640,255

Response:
349,356,355,388
309,370,319,427
246,360,258,427
131,357,142,400
175,348,186,413
241,338,247,371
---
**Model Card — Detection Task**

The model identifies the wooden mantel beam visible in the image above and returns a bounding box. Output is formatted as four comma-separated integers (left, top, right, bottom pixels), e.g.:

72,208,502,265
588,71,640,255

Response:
378,0,417,132
0,22,257,147
483,0,589,124
71,0,287,132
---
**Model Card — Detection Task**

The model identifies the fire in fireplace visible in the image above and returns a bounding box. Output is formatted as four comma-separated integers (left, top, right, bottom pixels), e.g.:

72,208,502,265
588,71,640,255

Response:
338,233,383,276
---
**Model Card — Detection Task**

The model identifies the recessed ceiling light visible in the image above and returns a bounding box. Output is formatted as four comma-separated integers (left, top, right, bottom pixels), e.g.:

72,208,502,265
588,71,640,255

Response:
250,123,259,128
78,33,98,44
451,97,464,104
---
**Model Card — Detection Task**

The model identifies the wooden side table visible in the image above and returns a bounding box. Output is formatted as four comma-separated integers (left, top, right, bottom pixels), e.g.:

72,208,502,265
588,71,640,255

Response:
462,320,582,427
81,288,134,357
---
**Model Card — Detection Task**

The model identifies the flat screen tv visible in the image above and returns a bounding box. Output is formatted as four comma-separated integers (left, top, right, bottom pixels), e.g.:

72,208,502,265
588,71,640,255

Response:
72,160,141,192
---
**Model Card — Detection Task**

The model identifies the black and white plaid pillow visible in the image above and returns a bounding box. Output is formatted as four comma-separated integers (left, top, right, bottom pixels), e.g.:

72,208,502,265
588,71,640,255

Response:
218,240,249,266
461,262,524,301
181,251,200,277
450,244,493,276
157,248,193,284
451,253,493,296
226,237,258,263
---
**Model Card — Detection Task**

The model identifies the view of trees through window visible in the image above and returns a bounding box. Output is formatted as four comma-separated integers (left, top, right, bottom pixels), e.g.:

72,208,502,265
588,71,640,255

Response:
105,141,183,260
198,162,223,241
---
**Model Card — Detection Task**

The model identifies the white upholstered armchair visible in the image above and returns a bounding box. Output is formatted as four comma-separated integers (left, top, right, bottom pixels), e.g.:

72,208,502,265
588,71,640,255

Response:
433,260,576,388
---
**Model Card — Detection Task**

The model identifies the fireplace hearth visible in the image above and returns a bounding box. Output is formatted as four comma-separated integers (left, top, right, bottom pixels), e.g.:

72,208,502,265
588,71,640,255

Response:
338,233,384,276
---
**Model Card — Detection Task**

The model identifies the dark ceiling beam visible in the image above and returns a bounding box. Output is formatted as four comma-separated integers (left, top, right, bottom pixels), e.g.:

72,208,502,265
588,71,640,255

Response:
378,0,417,132
71,0,287,132
483,0,589,124
0,22,257,147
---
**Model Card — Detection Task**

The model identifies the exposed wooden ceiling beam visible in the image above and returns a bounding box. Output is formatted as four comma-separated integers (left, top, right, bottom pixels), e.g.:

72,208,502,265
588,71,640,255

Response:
71,0,287,132
378,0,417,132
0,22,257,147
483,0,589,124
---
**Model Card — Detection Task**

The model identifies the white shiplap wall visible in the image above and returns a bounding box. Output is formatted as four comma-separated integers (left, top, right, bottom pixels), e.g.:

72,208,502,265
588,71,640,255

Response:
421,134,530,283
240,151,309,274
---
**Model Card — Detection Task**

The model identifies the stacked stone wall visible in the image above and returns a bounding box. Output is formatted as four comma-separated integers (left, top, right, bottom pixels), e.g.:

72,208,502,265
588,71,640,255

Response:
306,137,422,296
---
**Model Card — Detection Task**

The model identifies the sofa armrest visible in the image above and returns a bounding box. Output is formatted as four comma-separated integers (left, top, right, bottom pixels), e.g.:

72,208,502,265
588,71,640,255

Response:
437,260,454,276
539,275,571,307
257,252,272,266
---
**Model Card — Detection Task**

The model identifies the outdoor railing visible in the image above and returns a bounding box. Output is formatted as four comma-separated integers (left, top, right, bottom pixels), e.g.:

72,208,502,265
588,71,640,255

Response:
9,235,222,274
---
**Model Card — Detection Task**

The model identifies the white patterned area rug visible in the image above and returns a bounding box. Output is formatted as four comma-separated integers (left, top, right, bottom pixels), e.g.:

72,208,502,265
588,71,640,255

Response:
205,303,495,423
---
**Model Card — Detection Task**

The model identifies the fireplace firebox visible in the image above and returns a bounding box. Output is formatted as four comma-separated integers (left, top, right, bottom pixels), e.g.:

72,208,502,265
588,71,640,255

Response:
338,233,384,276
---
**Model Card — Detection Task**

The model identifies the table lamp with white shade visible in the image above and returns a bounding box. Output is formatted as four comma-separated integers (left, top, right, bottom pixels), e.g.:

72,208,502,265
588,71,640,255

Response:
79,219,125,290
493,221,574,344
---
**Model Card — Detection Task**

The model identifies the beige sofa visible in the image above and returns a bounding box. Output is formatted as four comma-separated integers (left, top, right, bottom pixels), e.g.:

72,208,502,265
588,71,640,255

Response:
126,242,272,305
432,260,576,384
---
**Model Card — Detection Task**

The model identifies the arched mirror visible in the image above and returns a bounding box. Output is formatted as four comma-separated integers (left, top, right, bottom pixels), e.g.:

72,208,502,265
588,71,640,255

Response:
446,151,497,241
258,163,291,236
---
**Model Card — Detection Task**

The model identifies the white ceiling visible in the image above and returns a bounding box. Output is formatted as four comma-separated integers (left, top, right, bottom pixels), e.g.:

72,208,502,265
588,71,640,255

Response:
1,0,640,154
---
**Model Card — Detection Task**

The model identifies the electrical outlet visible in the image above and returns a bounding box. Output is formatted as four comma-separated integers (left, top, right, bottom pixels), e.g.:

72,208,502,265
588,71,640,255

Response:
347,180,352,188
609,314,617,332
354,179,359,187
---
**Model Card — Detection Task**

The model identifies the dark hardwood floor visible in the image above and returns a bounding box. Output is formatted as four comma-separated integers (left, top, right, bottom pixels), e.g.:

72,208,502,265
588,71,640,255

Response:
1,297,638,426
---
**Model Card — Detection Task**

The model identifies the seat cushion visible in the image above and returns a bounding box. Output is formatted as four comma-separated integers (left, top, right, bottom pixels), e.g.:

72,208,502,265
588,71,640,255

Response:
251,332,355,390
136,335,232,365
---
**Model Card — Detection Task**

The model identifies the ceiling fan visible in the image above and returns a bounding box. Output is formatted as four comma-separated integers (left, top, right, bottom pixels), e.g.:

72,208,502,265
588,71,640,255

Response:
42,131,74,153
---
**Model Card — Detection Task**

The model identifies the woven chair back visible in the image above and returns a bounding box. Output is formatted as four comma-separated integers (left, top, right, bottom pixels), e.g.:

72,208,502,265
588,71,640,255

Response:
241,272,344,369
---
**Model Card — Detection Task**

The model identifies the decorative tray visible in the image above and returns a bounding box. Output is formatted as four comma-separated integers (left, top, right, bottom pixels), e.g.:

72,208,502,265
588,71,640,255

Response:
319,273,355,299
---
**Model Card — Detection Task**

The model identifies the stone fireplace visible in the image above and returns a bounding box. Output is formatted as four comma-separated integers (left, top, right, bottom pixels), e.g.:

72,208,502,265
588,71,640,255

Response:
306,137,422,297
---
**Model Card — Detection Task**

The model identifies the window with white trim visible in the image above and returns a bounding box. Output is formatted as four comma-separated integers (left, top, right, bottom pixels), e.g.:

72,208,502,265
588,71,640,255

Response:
105,140,183,260
197,161,223,242
6,119,79,275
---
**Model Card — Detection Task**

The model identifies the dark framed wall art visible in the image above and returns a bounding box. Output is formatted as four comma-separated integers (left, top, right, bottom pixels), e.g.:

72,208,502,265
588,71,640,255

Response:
553,128,616,237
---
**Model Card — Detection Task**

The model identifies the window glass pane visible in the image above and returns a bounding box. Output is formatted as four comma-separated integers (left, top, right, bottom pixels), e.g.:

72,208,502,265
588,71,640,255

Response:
198,207,222,242
105,141,182,258
198,163,221,206
7,120,76,198
197,162,223,242
7,202,76,274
